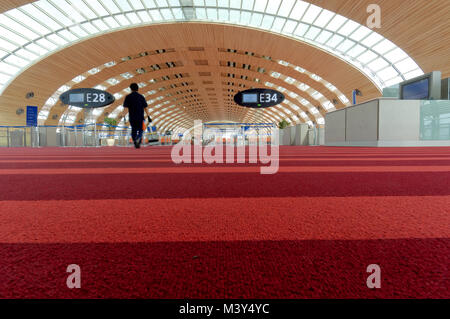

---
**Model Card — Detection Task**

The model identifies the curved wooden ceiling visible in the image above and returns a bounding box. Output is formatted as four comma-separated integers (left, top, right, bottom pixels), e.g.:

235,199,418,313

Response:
0,22,379,129
0,0,449,130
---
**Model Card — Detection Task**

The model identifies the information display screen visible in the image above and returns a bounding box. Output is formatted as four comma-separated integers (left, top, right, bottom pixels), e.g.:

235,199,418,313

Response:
69,93,84,103
234,88,285,108
60,88,115,108
242,93,258,103
402,78,429,100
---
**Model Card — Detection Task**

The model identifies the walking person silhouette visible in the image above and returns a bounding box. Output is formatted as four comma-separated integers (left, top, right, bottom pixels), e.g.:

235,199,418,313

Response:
123,83,151,149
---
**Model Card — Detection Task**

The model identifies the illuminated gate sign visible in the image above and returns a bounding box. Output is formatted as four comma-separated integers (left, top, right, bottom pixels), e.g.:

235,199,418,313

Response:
234,88,285,108
59,88,115,108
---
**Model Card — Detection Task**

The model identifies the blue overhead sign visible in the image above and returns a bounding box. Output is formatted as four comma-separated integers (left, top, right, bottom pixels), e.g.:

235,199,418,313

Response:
26,106,38,127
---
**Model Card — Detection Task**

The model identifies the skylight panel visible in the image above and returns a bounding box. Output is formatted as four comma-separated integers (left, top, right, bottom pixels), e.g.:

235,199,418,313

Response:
384,48,408,64
229,10,240,23
115,0,133,11
138,11,152,22
241,0,254,11
309,107,319,114
337,39,355,53
282,20,297,33
261,15,275,28
315,30,332,44
294,66,305,73
337,19,359,36
218,9,229,21
172,8,184,19
15,49,38,61
87,0,109,16
294,23,309,37
271,16,286,31
229,0,241,9
194,8,206,19
404,69,424,80
46,34,67,45
70,0,97,19
0,14,39,39
129,0,145,10
71,75,86,83
305,26,320,40
0,38,18,52
52,0,86,23
346,44,366,58
311,91,323,100
116,14,131,25
103,16,120,28
11,4,54,35
325,83,337,91
99,0,121,14
58,29,78,41
265,0,282,15
372,39,396,54
0,26,28,45
254,0,268,12
313,9,334,28
339,94,349,104
92,19,109,31
161,8,174,19
69,25,88,37
349,25,371,41
325,14,347,32
367,58,389,71
321,101,333,110
311,74,321,81
114,93,123,99
24,43,49,56
36,38,58,50
317,117,325,125
35,0,74,27
289,1,309,20
362,32,383,47
270,72,281,78
298,83,309,91
0,73,11,84
302,4,321,24
377,67,398,81
277,0,295,17
326,34,344,48
395,58,419,74
81,22,100,34
358,50,377,64
284,77,295,84
88,68,101,75
206,8,218,20
250,13,263,26
126,12,140,22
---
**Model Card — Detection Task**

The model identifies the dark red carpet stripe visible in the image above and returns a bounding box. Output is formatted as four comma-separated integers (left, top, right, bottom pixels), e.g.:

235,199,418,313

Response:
0,239,448,299
1,171,449,201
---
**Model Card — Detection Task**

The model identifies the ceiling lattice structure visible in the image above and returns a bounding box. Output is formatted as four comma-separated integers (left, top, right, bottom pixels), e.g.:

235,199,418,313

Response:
0,0,426,96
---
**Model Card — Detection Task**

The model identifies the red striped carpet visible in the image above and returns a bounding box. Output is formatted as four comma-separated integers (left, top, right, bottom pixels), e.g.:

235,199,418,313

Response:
0,146,449,299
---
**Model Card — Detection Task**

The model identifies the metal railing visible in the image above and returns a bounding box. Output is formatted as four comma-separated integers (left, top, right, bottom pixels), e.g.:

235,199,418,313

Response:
0,124,161,147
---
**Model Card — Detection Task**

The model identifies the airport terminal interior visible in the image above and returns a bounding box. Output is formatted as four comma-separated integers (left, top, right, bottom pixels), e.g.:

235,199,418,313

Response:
0,0,449,299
